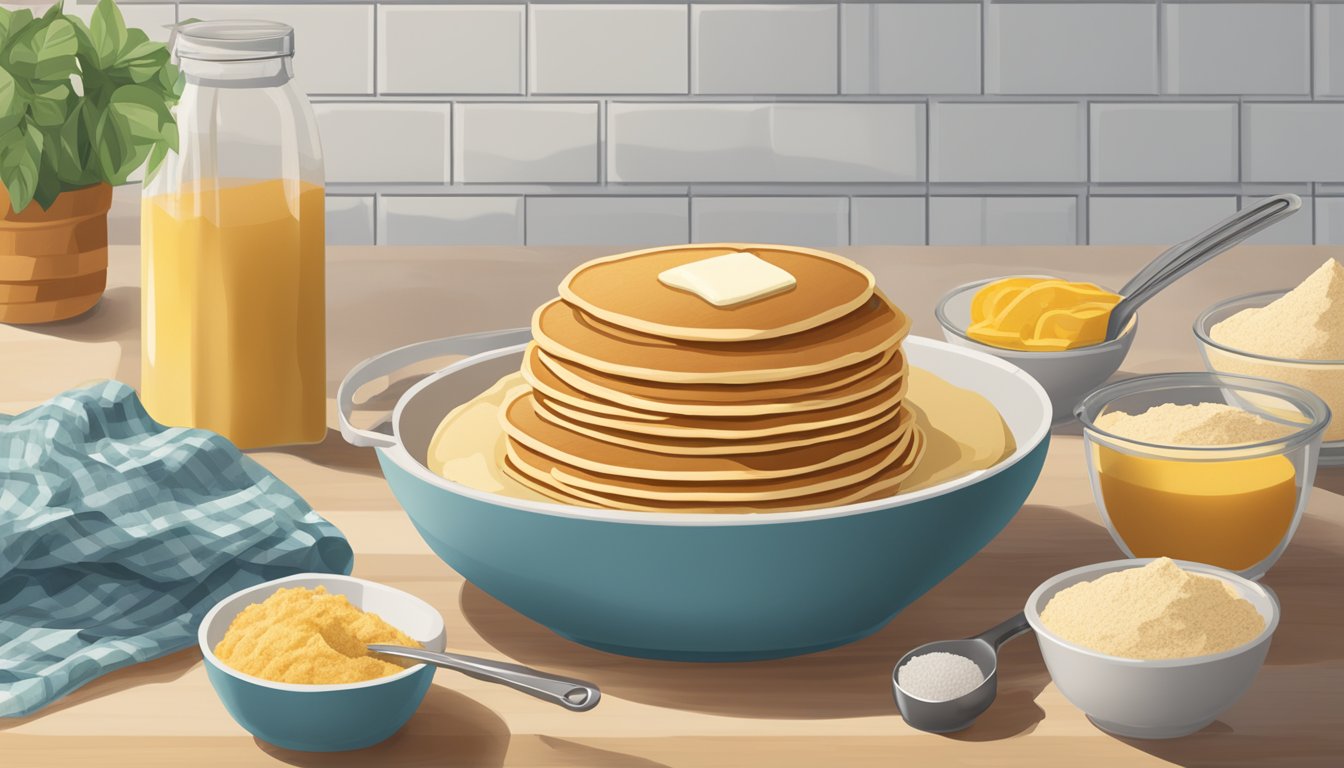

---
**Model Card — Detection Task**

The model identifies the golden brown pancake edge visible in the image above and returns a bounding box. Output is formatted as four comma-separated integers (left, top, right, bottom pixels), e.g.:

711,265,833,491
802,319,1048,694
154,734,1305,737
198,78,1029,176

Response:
557,244,877,342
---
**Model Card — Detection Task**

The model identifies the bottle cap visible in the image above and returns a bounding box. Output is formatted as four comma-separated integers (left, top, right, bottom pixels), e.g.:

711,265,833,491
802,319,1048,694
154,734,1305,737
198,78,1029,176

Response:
174,20,294,62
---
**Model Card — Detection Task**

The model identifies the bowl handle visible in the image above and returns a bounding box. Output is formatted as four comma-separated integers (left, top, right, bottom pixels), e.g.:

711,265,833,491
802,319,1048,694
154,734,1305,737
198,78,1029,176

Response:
337,328,533,448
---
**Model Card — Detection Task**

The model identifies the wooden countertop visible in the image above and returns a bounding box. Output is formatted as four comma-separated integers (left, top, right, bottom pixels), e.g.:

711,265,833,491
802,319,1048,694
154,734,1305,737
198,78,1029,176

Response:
1,245,1340,767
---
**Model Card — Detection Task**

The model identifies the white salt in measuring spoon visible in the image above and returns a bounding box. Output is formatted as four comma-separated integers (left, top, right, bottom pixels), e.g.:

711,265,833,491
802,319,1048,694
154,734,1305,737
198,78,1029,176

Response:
1104,194,1302,341
891,612,1031,733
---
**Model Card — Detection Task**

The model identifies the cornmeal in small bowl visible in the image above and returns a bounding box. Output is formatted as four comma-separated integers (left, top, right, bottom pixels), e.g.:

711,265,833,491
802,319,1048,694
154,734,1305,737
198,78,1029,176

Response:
198,574,446,752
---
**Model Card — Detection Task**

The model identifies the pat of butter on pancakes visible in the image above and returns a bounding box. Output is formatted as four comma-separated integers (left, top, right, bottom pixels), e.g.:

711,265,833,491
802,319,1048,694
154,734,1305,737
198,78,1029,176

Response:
657,251,798,308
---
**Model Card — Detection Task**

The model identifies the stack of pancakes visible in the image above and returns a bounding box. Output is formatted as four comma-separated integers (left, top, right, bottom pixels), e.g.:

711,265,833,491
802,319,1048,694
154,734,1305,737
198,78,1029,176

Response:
500,245,925,512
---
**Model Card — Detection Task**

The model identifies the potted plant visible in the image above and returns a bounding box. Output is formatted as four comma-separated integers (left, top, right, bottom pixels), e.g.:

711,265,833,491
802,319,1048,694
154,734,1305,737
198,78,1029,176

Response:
0,0,177,324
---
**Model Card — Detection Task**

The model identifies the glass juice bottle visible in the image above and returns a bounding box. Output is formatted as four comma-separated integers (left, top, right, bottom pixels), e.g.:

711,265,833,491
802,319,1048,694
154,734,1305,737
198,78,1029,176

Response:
142,21,325,449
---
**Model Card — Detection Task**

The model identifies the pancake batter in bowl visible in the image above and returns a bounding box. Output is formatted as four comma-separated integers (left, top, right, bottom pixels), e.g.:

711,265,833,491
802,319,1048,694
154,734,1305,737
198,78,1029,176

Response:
427,367,1015,511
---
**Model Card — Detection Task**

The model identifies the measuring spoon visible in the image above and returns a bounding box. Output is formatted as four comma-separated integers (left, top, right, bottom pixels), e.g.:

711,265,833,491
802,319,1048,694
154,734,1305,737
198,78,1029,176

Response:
892,612,1032,733
369,644,601,712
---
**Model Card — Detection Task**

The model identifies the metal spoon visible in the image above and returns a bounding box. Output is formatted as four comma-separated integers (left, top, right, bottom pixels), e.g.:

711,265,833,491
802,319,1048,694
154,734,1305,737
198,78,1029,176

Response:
892,612,1032,733
1104,193,1302,341
369,644,601,712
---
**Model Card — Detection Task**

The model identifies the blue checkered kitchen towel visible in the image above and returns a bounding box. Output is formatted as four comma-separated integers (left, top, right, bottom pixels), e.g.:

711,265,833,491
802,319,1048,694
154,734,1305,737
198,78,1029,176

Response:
0,381,354,717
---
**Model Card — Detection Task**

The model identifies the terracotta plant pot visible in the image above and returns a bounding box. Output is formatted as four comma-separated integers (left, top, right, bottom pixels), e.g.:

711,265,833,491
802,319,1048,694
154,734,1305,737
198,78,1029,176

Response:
0,182,113,324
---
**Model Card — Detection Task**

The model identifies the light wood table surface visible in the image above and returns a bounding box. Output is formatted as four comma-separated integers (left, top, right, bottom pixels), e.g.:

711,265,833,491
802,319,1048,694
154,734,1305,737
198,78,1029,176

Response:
1,245,1340,767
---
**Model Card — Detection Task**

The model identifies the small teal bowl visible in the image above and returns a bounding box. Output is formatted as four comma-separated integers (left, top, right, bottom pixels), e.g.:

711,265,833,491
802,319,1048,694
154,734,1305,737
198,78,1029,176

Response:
198,574,447,752
339,330,1052,661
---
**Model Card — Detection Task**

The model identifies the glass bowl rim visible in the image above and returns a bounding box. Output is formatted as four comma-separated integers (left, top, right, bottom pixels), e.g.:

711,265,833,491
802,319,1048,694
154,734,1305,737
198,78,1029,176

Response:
1075,371,1331,455
1194,289,1344,366
933,275,1134,357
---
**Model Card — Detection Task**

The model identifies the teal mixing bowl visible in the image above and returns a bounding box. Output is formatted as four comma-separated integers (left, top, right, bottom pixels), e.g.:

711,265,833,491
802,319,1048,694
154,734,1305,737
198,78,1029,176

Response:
199,574,447,752
338,329,1051,661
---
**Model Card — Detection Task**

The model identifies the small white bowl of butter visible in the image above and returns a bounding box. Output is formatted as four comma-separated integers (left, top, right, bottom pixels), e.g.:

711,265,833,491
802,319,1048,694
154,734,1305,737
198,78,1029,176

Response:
935,275,1135,423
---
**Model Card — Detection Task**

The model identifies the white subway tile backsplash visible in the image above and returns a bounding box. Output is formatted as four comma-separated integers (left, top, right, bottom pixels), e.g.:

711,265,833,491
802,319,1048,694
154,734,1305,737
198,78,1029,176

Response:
850,198,927,246
453,103,599,184
842,4,980,95
929,197,1077,246
1241,196,1313,246
186,5,374,95
987,3,1156,95
693,5,838,95
380,197,525,245
1090,104,1238,183
1244,103,1344,182
1164,4,1310,96
1315,199,1344,245
314,104,451,183
140,0,1343,247
1088,196,1237,246
379,6,524,95
1318,6,1344,98
609,103,925,183
930,103,1084,182
527,197,689,245
326,196,376,246
531,5,688,94
692,197,849,247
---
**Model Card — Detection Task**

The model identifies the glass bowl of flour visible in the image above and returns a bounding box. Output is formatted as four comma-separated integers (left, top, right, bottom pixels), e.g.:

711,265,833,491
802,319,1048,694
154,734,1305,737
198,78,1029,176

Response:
1077,372,1328,580
1195,260,1344,466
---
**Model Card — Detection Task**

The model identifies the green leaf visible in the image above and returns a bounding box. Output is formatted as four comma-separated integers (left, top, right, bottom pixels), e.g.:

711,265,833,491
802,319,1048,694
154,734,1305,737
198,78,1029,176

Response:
144,130,169,181
0,9,34,53
42,2,67,24
0,68,21,135
0,121,43,212
33,136,63,210
92,95,159,184
28,81,70,128
160,112,178,153
116,27,159,66
89,0,127,69
7,17,79,83
66,13,95,58
109,83,168,140
56,100,91,184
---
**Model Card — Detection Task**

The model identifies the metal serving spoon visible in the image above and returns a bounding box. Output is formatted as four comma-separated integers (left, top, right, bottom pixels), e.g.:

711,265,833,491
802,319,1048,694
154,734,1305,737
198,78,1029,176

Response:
369,644,601,712
1104,193,1302,341
892,613,1031,733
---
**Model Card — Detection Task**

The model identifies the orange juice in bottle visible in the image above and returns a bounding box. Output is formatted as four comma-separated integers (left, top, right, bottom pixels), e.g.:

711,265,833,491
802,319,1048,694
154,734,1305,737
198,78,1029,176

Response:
142,22,325,448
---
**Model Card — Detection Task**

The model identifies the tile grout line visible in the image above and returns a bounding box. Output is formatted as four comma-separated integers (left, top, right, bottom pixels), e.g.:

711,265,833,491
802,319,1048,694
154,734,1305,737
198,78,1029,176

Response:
980,0,988,98
1082,97,1091,244
827,0,838,97
1309,1,1316,101
371,1,379,98
924,97,933,245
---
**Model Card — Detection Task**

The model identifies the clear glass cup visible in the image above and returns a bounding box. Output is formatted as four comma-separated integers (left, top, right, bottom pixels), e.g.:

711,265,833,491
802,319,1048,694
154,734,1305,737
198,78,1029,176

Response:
141,21,326,449
1076,372,1328,580
1195,290,1344,466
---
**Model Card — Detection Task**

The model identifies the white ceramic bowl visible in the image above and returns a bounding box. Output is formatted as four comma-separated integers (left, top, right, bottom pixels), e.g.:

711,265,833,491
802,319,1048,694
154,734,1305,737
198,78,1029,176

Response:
1025,559,1279,740
935,276,1136,424
199,574,447,752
